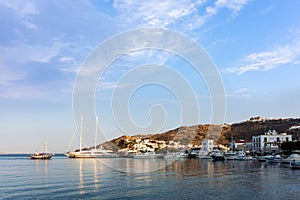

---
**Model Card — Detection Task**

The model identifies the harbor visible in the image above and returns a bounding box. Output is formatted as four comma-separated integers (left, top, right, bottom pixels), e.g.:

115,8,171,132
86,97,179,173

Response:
1,154,300,199
59,120,300,171
1,1,300,199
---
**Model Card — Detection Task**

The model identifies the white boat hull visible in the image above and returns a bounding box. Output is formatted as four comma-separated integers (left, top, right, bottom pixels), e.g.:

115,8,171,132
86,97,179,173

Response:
66,150,119,158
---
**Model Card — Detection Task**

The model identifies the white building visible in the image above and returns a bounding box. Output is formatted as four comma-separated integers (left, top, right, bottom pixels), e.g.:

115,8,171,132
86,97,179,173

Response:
229,139,246,151
201,140,214,152
252,130,292,152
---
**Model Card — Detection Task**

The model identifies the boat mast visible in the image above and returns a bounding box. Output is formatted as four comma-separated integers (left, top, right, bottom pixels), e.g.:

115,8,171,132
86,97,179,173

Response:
95,116,98,150
80,115,83,152
45,140,48,154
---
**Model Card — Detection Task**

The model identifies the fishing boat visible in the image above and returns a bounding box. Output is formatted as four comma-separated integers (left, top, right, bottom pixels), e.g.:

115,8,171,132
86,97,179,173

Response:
30,141,53,160
65,116,118,158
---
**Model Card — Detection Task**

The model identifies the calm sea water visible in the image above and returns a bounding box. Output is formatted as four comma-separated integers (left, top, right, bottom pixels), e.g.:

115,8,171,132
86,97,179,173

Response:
1,155,300,200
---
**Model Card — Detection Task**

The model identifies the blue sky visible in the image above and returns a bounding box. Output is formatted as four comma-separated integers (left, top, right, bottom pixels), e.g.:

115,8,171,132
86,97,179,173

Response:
1,0,300,153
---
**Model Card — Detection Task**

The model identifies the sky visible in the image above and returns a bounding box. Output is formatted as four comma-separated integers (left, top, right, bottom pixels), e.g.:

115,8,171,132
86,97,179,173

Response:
0,0,300,153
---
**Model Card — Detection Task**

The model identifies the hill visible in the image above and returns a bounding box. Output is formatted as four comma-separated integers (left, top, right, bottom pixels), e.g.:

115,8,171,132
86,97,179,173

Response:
101,117,300,150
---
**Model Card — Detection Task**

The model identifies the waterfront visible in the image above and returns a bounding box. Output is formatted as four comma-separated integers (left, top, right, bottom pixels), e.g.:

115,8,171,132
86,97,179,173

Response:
1,155,300,199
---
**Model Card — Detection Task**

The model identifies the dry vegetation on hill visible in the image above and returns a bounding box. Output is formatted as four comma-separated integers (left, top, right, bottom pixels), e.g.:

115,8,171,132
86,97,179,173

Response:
101,118,300,150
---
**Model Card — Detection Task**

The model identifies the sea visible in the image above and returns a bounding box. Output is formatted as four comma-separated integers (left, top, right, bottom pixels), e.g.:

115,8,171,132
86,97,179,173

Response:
0,154,300,200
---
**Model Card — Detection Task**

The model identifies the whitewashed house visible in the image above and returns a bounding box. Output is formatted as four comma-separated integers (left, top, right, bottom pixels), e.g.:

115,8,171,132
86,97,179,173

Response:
201,140,214,152
252,130,292,152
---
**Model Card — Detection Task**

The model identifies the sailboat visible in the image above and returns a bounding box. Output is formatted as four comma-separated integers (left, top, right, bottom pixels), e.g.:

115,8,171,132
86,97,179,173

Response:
65,116,118,158
30,140,54,160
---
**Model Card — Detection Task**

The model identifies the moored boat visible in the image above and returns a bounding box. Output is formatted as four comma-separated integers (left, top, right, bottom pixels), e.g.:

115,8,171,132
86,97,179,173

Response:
164,151,186,160
257,155,273,162
199,151,213,160
211,152,225,161
224,152,238,160
282,153,300,164
290,161,300,169
236,151,253,161
66,148,118,158
66,115,118,159
266,155,282,163
133,152,160,159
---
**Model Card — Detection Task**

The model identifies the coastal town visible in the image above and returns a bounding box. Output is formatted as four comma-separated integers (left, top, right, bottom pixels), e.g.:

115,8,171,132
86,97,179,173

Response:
62,117,300,169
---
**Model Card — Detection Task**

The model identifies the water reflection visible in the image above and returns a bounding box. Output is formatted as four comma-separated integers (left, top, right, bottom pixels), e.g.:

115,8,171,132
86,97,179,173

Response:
97,158,169,173
78,159,84,194
33,160,49,186
94,159,98,190
2,155,300,199
70,158,300,199
76,158,108,194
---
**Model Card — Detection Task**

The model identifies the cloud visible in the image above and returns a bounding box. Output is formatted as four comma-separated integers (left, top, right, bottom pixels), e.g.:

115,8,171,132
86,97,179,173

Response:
59,56,74,63
113,0,198,27
234,87,248,94
0,67,26,86
226,43,300,75
226,87,251,98
215,0,251,15
0,42,62,64
0,0,39,30
0,85,43,99
113,0,251,30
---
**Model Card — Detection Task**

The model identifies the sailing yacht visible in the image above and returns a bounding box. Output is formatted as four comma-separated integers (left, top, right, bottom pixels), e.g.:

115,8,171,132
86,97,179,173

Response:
65,116,118,158
30,140,54,159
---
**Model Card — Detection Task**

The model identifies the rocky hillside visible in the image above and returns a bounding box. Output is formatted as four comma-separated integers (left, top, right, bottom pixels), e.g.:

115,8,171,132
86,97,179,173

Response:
226,118,300,141
102,117,300,150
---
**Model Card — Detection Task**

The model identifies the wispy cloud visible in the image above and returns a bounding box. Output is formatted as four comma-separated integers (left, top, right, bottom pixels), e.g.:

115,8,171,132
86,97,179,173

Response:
0,85,44,99
0,67,26,86
113,0,251,30
0,81,73,101
0,0,39,29
113,0,199,27
226,43,300,75
59,56,74,63
0,42,63,64
97,81,129,91
214,0,252,15
234,87,248,94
